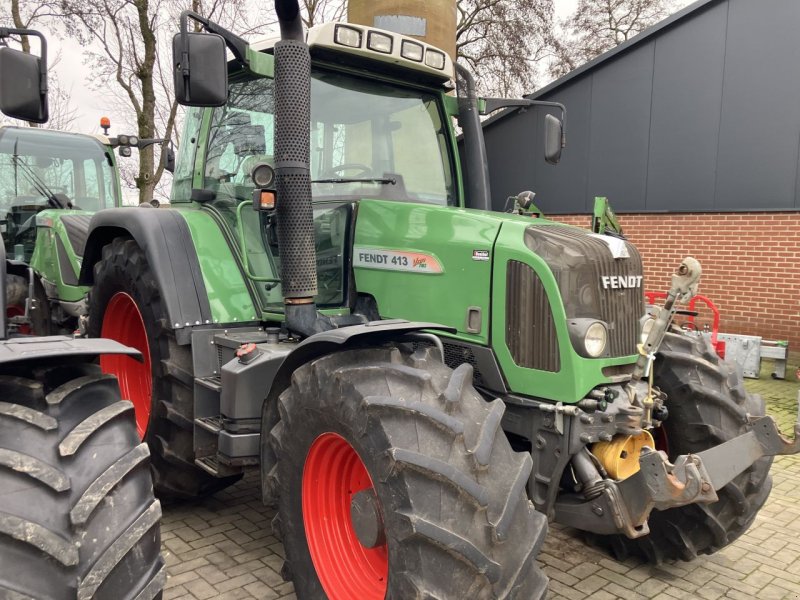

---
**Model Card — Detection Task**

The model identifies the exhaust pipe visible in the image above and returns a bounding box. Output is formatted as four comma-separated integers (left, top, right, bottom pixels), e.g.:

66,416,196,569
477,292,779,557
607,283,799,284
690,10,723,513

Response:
273,0,324,335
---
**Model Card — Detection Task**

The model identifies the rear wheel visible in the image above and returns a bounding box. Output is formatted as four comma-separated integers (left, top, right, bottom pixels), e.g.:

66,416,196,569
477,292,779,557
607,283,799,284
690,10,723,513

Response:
0,361,165,599
88,237,241,500
601,331,773,563
269,345,548,599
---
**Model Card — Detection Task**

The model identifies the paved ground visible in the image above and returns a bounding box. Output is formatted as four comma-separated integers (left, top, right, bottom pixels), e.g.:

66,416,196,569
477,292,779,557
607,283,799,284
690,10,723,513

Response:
162,357,800,600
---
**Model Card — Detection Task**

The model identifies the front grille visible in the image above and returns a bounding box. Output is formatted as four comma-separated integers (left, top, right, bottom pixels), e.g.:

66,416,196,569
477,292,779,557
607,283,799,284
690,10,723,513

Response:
442,341,485,387
506,261,560,371
524,226,644,357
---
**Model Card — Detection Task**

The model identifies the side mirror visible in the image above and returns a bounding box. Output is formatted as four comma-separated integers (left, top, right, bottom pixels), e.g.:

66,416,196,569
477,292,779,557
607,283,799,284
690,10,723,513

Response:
0,30,48,123
162,146,176,173
544,114,563,165
172,31,228,107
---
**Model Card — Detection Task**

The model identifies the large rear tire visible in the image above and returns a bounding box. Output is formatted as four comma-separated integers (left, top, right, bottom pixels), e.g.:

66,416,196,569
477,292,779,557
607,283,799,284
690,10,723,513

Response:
88,237,241,501
269,345,548,599
0,360,165,599
602,331,773,563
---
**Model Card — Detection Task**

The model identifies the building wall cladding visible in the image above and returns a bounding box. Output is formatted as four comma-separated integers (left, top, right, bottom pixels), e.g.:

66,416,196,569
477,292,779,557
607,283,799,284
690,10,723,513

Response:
550,212,800,350
481,0,800,215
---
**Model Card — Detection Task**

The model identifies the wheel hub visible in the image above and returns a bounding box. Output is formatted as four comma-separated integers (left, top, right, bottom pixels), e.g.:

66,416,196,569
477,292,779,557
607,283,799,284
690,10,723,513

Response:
350,488,386,549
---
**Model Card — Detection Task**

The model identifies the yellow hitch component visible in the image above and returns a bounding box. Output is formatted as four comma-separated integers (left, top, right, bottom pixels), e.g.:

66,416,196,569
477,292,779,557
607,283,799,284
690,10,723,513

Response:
592,431,656,480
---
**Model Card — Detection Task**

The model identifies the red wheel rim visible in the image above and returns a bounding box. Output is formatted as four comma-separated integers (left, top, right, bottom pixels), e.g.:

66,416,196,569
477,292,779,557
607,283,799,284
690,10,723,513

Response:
7,305,30,335
100,292,152,439
302,432,388,599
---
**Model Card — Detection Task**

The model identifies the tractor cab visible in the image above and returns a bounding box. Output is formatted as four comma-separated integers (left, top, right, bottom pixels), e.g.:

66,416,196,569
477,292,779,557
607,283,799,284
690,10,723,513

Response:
171,22,467,311
0,126,121,261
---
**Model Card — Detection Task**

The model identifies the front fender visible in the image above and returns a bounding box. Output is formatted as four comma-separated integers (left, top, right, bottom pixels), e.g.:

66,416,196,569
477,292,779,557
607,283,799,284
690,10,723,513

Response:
259,320,455,503
79,208,215,336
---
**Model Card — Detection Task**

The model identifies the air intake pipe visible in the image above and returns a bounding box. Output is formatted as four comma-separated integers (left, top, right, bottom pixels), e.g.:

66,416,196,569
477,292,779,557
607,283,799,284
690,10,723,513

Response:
455,64,492,212
273,0,324,336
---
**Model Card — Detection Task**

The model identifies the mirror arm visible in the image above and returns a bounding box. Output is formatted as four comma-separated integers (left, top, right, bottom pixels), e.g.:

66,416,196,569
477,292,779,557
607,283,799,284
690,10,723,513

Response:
0,27,48,99
137,138,166,150
178,14,192,102
179,10,249,66
481,98,567,148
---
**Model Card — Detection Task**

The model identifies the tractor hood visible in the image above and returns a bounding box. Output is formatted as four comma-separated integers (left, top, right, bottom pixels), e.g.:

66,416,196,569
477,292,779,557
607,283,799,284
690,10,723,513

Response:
353,199,644,402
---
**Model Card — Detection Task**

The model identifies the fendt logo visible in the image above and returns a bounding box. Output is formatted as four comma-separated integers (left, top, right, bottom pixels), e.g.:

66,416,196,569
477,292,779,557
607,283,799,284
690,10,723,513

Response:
601,275,643,290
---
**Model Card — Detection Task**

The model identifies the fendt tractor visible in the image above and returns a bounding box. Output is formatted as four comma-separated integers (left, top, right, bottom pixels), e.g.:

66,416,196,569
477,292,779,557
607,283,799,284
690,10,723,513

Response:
0,117,163,337
0,27,164,599
71,1,798,598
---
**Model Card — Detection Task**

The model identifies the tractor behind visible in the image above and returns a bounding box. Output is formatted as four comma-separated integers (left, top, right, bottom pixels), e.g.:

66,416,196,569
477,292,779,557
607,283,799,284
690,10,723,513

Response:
0,119,164,337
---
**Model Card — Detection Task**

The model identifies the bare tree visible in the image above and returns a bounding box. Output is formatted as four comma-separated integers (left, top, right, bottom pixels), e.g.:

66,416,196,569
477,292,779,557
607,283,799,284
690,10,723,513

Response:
57,0,250,203
550,0,681,78
301,0,346,28
456,0,556,97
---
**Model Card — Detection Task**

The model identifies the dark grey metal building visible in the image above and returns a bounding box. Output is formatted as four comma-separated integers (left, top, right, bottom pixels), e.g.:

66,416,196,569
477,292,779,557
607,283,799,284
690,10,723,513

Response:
481,0,800,214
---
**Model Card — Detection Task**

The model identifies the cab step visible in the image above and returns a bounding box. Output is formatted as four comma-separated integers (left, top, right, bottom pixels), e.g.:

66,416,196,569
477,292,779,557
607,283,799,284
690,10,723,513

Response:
194,455,241,477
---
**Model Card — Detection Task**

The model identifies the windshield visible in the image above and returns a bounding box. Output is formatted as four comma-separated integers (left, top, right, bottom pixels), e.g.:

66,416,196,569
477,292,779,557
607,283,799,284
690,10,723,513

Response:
203,69,455,207
0,128,119,214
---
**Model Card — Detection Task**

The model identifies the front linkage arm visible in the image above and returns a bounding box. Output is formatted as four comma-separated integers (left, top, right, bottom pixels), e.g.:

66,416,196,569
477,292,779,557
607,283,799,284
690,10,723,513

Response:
557,411,800,538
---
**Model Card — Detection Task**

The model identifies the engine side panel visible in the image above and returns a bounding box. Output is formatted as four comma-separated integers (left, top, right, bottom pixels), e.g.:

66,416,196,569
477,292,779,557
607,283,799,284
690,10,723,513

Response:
353,199,500,345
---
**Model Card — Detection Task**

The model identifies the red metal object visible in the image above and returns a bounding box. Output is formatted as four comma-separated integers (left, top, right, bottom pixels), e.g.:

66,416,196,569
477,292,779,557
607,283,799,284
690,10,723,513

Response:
302,432,388,600
6,305,30,335
236,342,257,357
645,291,725,358
100,292,152,439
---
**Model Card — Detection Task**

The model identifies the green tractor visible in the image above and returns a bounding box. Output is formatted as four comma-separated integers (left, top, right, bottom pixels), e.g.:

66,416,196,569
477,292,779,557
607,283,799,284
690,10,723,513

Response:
0,118,162,337
0,27,164,599
76,1,798,597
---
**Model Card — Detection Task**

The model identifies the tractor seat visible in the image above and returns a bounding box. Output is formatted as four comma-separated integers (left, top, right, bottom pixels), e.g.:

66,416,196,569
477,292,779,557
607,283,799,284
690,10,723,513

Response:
73,196,103,212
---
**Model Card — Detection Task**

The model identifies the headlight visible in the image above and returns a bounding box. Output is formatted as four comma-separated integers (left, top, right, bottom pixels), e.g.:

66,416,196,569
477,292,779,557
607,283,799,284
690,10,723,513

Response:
334,25,362,48
367,31,393,54
584,322,608,357
640,316,656,345
568,319,608,358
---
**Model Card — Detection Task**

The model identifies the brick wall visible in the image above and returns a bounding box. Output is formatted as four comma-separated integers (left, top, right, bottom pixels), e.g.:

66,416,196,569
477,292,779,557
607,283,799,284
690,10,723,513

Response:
549,212,800,350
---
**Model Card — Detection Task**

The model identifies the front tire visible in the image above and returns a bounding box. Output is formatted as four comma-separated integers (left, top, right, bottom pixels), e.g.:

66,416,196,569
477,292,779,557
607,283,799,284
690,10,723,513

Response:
603,331,773,563
0,360,165,599
88,237,241,500
269,345,548,599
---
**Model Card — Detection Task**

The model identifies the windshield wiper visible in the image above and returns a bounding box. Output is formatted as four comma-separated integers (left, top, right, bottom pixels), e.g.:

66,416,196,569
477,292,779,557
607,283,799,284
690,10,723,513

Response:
312,177,396,185
12,155,71,209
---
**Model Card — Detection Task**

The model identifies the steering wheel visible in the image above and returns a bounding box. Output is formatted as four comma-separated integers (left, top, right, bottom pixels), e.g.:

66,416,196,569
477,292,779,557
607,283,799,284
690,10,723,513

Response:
323,163,372,178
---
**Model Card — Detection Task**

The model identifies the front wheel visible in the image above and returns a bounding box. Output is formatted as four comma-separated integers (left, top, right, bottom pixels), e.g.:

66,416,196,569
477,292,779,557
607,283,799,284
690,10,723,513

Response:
268,345,548,599
88,237,241,500
601,331,773,563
